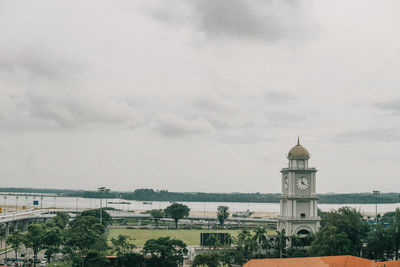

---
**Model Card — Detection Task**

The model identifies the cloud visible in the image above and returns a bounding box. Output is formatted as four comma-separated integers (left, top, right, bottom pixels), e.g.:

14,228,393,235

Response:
264,90,295,104
151,113,215,137
148,0,318,42
330,128,400,143
0,43,83,82
374,99,400,115
23,89,141,129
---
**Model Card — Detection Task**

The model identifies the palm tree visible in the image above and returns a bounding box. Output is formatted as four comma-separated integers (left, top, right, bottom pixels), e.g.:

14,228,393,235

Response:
275,229,288,258
252,226,270,258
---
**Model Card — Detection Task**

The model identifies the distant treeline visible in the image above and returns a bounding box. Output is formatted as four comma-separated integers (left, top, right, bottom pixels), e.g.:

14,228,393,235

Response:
1,187,399,204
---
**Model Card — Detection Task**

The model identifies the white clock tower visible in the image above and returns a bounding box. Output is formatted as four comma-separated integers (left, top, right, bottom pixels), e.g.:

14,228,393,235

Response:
277,139,320,236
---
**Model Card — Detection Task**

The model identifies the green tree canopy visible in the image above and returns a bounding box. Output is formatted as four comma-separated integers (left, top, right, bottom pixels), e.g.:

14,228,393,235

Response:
6,230,24,259
79,208,112,227
217,206,229,227
319,207,369,256
164,203,190,229
309,224,352,256
150,209,164,229
65,216,108,266
192,252,221,267
24,224,46,267
143,236,188,267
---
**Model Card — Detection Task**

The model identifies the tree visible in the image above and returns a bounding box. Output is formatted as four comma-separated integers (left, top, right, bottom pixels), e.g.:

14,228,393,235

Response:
164,203,190,229
309,224,352,256
79,209,112,227
150,209,164,229
388,208,400,260
24,224,45,267
217,206,229,228
51,212,70,229
6,230,24,259
143,236,188,267
252,226,270,258
365,224,393,261
235,230,256,264
287,234,308,258
206,234,221,250
320,207,369,256
116,252,145,267
275,229,288,258
42,224,63,263
111,234,135,254
192,252,220,267
65,216,108,266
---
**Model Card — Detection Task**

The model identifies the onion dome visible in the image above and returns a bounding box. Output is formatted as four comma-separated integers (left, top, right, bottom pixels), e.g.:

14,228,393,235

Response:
288,138,310,160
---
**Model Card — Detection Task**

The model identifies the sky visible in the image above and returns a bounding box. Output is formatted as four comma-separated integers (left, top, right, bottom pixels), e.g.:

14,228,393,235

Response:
0,0,400,193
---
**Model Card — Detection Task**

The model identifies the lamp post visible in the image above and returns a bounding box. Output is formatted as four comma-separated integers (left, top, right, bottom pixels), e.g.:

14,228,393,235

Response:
98,187,109,225
3,196,6,214
373,190,380,224
105,189,110,208
15,196,19,213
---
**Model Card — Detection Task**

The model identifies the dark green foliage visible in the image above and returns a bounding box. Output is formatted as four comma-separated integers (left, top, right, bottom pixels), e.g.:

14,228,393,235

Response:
252,226,270,258
83,251,110,267
79,208,112,226
309,224,352,256
318,207,369,256
65,216,108,266
164,203,190,229
387,208,400,260
6,230,24,259
24,224,46,267
143,236,188,267
365,224,394,261
51,212,70,229
274,229,288,258
192,252,220,267
42,224,63,263
217,206,229,227
150,209,164,229
116,252,145,267
111,234,136,254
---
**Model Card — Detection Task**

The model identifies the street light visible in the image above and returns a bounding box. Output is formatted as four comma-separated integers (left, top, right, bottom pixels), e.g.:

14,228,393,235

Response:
373,190,380,224
15,196,19,213
3,196,6,214
98,187,109,225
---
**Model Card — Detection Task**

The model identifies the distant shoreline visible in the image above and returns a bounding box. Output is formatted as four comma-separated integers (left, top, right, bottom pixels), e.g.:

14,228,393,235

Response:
0,187,399,205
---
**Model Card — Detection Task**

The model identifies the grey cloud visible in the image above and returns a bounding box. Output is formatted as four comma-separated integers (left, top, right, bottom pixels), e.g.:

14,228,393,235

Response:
151,113,215,137
24,91,140,129
149,0,318,42
0,45,83,81
374,99,400,115
330,128,400,143
264,90,295,104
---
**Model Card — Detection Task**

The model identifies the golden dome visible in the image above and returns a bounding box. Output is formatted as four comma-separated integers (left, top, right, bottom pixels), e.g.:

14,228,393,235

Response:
288,138,310,159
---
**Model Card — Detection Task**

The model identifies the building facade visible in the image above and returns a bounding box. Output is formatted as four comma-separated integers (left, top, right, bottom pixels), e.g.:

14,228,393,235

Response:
277,139,320,235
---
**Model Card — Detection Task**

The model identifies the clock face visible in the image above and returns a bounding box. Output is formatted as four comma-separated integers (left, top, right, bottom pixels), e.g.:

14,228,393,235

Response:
296,177,309,190
284,177,289,189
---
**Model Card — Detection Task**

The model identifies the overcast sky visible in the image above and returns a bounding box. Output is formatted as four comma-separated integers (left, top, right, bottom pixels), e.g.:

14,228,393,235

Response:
0,0,400,193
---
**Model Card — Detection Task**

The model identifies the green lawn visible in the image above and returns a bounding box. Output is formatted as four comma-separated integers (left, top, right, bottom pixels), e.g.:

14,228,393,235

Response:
108,229,241,246
108,228,275,246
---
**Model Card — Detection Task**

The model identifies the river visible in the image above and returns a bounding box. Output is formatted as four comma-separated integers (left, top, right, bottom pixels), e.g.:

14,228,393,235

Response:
0,194,399,214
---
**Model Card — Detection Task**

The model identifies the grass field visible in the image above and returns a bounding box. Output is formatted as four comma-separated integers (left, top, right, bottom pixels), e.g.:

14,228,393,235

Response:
108,228,275,246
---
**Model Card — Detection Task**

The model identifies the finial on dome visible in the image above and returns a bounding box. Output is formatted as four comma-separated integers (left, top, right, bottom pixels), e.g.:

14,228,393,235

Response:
297,136,300,145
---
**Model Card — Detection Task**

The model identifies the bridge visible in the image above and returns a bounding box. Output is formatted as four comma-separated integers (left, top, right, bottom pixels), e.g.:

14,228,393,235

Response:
0,208,277,235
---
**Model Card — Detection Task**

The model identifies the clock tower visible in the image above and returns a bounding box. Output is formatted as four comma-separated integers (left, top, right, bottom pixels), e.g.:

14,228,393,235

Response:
277,138,320,236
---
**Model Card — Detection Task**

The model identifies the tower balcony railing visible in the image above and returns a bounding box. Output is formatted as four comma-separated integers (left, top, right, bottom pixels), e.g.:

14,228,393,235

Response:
281,167,316,171
278,215,321,220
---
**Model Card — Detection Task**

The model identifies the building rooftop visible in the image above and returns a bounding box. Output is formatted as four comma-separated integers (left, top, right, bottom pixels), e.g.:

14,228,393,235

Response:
244,255,398,267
